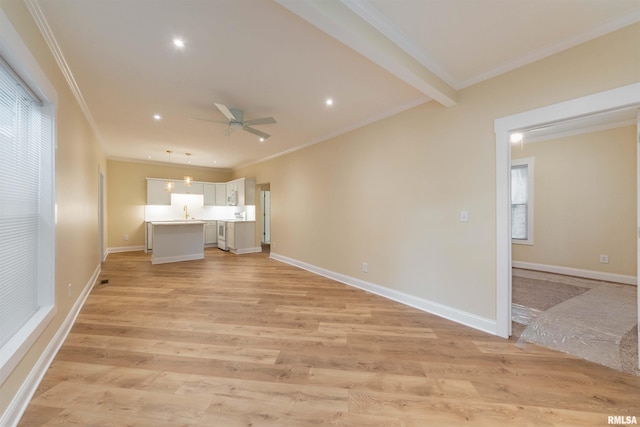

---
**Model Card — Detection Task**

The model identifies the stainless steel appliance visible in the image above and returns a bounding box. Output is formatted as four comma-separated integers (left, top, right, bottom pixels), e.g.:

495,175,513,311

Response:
217,221,228,251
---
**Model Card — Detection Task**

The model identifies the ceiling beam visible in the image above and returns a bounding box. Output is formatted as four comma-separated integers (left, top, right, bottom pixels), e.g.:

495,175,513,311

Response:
275,0,458,107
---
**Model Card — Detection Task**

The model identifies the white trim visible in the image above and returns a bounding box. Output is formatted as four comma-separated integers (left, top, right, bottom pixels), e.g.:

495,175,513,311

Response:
495,82,640,339
231,247,262,255
0,307,56,387
106,246,145,255
340,0,458,89
525,118,637,144
24,0,104,151
0,8,57,104
270,252,496,335
0,264,101,427
459,10,640,89
513,261,637,286
0,2,57,389
274,0,456,107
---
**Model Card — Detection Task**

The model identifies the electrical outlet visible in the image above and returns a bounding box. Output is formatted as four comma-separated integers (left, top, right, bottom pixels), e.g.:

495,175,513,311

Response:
460,210,469,222
67,283,72,297
123,234,129,241
599,254,609,264
362,262,368,273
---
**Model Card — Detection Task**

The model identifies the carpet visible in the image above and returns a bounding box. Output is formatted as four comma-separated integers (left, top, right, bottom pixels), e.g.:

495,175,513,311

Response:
519,283,639,376
512,272,593,311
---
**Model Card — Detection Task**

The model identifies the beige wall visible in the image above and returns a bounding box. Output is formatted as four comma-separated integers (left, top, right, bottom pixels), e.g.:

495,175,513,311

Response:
107,160,231,248
234,23,640,320
0,0,106,415
512,126,637,276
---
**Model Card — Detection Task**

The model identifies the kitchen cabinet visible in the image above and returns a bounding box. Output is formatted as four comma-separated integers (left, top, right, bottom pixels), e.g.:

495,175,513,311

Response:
226,178,256,206
226,221,257,254
191,182,204,195
215,184,226,206
203,183,216,206
226,181,239,206
203,183,228,206
204,221,217,245
146,177,254,206
173,181,203,195
226,222,235,249
147,179,171,205
146,222,153,251
150,221,205,264
147,178,205,205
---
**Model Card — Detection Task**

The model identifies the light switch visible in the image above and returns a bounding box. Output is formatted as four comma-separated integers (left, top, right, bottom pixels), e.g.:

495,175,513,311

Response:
460,210,469,222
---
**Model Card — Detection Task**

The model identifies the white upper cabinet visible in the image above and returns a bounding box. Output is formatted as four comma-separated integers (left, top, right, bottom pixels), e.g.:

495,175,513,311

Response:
203,183,216,206
147,179,171,205
204,183,228,206
226,178,256,206
189,182,204,195
147,177,254,206
215,184,227,206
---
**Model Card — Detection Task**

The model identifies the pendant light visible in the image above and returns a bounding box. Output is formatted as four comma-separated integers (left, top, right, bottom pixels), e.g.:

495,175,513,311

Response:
184,153,193,187
165,150,174,192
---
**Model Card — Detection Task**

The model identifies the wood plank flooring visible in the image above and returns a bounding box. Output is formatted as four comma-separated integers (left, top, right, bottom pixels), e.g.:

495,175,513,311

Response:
19,249,640,426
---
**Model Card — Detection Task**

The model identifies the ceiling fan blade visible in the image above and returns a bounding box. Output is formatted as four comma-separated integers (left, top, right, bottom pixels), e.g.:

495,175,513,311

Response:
243,117,276,126
214,103,237,122
243,126,270,140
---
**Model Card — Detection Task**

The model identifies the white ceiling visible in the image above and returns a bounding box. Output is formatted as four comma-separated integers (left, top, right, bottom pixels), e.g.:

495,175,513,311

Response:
31,0,640,169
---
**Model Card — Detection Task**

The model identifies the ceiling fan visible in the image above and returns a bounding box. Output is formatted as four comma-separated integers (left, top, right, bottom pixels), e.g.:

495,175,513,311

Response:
193,103,276,140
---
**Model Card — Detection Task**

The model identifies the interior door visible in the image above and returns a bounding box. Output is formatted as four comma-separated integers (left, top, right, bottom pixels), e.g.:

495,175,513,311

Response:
259,190,271,244
99,171,105,262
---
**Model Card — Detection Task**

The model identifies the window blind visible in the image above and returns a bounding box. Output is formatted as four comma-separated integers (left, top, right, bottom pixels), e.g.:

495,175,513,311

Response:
0,60,49,348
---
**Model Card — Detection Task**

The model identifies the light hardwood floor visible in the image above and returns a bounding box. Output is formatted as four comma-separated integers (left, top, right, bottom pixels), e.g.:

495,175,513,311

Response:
19,249,640,426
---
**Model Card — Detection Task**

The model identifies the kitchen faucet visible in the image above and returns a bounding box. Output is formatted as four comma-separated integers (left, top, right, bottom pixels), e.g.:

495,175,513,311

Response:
183,204,189,219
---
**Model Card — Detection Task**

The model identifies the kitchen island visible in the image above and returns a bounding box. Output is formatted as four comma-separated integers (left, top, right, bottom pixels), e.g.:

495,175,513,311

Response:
150,221,205,264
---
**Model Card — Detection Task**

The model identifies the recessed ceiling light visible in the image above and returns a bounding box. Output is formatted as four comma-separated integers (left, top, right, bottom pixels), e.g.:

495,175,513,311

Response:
259,137,265,142
173,38,185,48
153,114,162,121
325,98,333,106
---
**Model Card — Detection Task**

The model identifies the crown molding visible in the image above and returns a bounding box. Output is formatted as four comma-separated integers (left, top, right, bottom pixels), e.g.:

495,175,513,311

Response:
24,0,106,152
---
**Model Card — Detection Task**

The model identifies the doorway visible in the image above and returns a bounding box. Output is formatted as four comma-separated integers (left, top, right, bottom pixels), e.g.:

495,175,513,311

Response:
258,183,271,253
509,119,638,373
495,82,640,368
99,169,105,263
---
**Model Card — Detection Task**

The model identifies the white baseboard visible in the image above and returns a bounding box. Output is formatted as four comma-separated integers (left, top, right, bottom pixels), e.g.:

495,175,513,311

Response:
270,252,497,336
512,261,637,286
106,245,145,255
1,263,101,427
107,245,145,255
231,247,262,255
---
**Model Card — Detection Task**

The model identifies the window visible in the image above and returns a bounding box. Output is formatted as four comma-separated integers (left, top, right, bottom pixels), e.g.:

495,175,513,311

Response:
0,15,56,385
511,158,534,245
